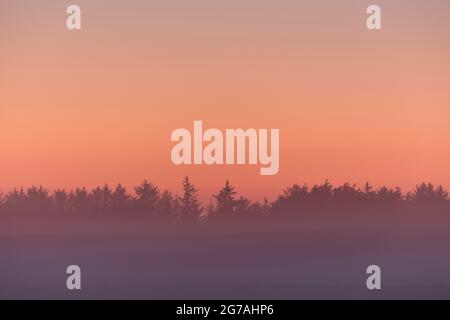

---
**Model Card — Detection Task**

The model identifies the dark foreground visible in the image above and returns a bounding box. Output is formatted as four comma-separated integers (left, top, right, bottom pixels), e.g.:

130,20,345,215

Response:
1,213,450,299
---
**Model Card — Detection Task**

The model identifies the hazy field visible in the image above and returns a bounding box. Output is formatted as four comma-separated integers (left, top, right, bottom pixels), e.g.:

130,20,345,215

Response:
1,213,450,299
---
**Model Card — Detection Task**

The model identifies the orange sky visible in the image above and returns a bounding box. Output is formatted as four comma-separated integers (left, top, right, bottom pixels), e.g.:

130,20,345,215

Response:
1,0,450,200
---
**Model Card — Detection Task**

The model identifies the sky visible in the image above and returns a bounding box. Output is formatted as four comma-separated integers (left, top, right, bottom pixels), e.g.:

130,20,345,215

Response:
1,0,450,200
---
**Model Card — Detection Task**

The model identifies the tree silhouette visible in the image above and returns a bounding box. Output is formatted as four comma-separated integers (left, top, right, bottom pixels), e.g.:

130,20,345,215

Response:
271,184,308,213
333,183,361,203
90,184,113,213
70,187,89,213
309,180,333,203
261,197,271,214
53,189,69,214
25,186,51,214
409,183,448,204
7,188,25,213
213,180,237,216
375,186,403,203
180,177,202,220
234,196,251,215
111,184,130,213
158,190,176,218
134,180,160,215
0,179,448,219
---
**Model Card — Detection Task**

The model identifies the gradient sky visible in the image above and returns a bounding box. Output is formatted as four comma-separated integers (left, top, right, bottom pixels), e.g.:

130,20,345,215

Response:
1,0,450,200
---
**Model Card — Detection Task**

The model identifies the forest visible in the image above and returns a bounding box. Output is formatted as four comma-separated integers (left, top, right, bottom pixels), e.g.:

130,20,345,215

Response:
1,177,449,219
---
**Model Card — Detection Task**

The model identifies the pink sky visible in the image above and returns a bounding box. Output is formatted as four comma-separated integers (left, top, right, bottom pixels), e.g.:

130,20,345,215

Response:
1,0,450,200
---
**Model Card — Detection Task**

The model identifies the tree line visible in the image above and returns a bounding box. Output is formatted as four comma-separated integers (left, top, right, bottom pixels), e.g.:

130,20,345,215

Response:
0,177,449,219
